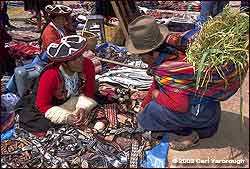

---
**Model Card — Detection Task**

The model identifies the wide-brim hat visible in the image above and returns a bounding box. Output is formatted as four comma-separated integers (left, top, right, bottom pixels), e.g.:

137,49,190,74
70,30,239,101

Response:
45,4,72,17
47,35,87,62
126,15,169,55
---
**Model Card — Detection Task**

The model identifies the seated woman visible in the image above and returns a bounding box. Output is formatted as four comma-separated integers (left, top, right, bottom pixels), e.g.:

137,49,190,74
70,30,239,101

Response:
18,35,105,135
126,15,221,151
41,4,76,50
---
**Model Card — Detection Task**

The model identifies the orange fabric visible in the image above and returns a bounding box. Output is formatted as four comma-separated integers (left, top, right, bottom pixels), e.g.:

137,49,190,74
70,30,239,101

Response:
41,24,62,50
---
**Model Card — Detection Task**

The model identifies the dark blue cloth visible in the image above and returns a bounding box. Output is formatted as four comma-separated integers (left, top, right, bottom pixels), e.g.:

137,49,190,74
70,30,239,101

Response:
153,52,169,66
138,95,221,138
1,128,15,141
200,1,228,22
0,2,10,27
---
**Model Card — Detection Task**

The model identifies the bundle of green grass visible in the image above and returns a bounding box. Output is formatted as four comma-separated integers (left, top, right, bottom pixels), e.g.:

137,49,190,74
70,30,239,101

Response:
186,6,249,124
186,6,249,89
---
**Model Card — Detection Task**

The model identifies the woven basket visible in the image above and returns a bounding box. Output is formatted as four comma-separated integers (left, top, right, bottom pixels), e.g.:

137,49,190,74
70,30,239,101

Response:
81,31,98,50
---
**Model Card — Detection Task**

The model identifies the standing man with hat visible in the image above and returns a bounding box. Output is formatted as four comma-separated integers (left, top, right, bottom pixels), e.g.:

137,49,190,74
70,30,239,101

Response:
17,35,106,136
126,15,221,151
41,4,76,50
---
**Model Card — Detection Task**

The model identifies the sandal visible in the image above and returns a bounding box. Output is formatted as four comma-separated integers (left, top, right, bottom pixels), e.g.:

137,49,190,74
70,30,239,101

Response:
169,131,199,151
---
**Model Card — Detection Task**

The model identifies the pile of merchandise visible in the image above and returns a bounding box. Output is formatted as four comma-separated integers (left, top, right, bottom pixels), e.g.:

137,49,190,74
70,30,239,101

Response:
0,41,165,168
137,1,200,12
137,1,200,32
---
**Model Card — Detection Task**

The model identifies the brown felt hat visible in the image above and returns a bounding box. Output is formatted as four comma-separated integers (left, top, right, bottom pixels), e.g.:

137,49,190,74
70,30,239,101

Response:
126,15,169,55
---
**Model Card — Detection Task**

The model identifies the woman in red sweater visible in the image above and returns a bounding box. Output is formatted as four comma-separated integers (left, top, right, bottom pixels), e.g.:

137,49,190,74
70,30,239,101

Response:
41,4,75,50
18,35,105,135
126,15,221,151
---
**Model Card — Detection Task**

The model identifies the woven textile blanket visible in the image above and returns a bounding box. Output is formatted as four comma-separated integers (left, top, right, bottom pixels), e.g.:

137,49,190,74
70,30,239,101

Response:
152,60,248,101
151,28,248,101
9,42,40,59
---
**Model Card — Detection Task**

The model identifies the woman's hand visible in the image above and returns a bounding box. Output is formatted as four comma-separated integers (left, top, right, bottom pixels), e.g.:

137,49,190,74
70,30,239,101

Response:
67,114,77,125
73,108,86,126
66,108,86,126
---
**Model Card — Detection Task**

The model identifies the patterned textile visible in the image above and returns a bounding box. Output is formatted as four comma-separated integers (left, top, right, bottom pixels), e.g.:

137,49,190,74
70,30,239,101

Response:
130,91,148,113
151,29,248,101
152,56,248,101
0,125,147,168
95,43,128,73
1,139,32,168
0,111,15,133
99,83,117,99
130,91,148,101
9,42,40,59
103,103,119,128
96,67,153,90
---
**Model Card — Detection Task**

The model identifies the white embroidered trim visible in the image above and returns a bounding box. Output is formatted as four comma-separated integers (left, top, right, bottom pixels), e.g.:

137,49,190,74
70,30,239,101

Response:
59,65,80,97
76,95,97,112
45,106,72,124
50,22,65,37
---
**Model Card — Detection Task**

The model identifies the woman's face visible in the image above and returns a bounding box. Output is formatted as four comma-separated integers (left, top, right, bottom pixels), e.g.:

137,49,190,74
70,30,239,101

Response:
64,15,75,30
65,55,83,73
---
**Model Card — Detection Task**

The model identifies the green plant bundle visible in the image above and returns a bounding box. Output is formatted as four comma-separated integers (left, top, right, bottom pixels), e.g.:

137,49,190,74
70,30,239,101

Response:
186,6,249,89
186,6,249,125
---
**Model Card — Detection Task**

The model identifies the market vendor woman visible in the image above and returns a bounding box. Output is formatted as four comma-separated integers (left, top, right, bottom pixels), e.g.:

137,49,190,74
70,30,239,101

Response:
17,35,105,135
41,4,76,50
126,15,221,151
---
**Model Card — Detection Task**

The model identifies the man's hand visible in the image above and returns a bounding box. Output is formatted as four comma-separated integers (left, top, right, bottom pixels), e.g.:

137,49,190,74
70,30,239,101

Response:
152,89,160,99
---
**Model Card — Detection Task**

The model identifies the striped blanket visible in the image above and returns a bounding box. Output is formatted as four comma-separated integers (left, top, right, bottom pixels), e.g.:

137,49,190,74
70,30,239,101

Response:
9,42,40,59
151,29,248,101
152,61,248,101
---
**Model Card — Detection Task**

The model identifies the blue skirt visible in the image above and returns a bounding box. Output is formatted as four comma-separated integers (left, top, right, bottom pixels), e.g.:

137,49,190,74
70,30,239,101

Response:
138,96,221,138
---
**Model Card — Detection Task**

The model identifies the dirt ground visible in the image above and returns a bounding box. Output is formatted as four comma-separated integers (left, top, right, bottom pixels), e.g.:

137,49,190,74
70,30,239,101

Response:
168,72,249,168
7,3,249,168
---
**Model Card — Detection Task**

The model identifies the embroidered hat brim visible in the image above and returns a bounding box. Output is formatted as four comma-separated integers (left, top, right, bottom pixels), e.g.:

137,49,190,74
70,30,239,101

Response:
45,4,72,17
47,35,87,62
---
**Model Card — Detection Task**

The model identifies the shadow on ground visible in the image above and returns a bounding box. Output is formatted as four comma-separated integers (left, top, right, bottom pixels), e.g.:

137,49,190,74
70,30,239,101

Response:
168,111,249,168
194,111,249,157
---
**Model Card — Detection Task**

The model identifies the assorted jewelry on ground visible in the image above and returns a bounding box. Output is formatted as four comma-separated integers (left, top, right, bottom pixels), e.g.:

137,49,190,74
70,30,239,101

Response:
1,103,157,168
1,44,157,167
1,2,167,168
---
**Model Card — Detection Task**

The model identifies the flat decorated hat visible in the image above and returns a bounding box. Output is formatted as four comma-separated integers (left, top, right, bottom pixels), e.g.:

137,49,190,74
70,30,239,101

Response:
47,35,87,62
45,4,72,17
